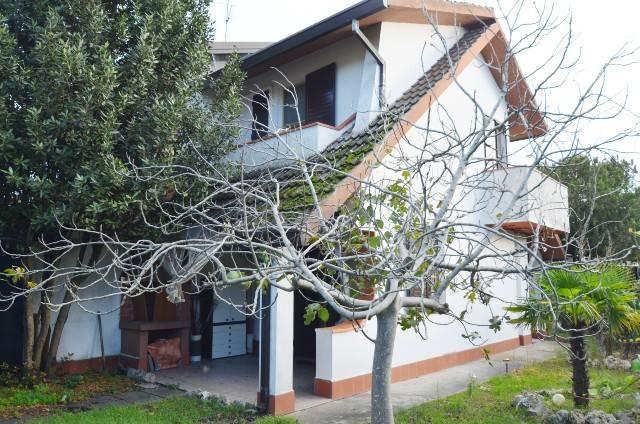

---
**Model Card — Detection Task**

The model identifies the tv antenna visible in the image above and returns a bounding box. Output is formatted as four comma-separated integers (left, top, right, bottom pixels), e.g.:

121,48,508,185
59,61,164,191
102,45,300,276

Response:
224,0,232,41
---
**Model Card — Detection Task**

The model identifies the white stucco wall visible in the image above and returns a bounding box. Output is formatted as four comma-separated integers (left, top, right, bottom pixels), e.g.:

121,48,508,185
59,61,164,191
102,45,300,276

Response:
54,286,122,361
226,123,347,169
269,280,294,395
378,22,463,105
35,249,123,362
473,166,570,233
315,49,544,383
316,235,527,381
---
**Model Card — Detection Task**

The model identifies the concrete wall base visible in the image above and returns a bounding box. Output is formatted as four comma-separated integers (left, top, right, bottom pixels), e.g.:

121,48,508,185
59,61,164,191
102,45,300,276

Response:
314,335,531,399
264,390,295,415
55,355,120,374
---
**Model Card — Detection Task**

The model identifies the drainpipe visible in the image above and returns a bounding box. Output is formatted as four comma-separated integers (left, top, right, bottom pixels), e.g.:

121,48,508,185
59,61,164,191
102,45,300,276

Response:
352,19,385,108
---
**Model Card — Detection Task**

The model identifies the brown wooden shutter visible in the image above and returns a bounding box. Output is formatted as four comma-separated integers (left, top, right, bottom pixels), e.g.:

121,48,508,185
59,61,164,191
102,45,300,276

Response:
305,63,336,126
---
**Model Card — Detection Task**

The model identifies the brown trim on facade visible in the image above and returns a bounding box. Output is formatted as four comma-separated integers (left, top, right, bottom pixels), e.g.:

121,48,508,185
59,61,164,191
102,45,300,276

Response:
55,355,120,375
498,220,563,236
380,0,495,27
314,334,530,399
480,28,546,141
308,22,501,226
267,390,296,415
519,334,532,346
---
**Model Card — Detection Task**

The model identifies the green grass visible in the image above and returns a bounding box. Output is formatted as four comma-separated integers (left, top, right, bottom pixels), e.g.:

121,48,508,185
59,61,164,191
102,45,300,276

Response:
396,356,638,423
0,370,135,419
30,396,295,424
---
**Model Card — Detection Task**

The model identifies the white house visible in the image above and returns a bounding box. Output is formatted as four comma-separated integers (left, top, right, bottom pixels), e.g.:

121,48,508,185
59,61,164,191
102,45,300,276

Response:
40,0,569,416
211,0,568,415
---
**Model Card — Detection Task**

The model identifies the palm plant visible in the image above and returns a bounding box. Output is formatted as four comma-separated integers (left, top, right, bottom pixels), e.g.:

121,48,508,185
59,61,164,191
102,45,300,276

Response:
508,264,640,407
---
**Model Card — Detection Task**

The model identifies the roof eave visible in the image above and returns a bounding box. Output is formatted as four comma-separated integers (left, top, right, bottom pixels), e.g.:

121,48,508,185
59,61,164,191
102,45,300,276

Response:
210,0,496,79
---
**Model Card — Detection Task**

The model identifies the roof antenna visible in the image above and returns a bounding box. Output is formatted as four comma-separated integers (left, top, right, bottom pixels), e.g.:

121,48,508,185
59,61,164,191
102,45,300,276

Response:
224,0,232,41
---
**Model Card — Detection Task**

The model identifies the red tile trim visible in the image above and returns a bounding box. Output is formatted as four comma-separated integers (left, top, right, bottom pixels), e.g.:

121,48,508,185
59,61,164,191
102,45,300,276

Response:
314,335,530,399
268,390,295,415
55,355,120,375
519,334,532,346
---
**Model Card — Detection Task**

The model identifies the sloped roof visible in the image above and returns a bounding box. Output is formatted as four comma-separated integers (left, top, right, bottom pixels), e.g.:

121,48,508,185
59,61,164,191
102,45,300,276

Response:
322,25,487,158
213,0,495,78
231,24,492,216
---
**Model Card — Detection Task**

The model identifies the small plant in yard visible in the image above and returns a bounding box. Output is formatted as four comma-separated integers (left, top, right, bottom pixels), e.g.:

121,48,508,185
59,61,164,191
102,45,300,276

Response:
507,264,640,408
0,365,135,420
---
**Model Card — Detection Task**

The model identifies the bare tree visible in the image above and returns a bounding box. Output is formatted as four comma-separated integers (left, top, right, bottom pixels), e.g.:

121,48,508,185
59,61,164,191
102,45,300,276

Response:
2,1,639,423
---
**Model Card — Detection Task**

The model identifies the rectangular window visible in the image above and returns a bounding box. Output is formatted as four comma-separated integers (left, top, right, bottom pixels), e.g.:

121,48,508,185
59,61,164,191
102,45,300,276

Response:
282,84,306,127
251,91,270,141
484,119,508,168
484,136,497,167
305,63,336,126
496,121,508,166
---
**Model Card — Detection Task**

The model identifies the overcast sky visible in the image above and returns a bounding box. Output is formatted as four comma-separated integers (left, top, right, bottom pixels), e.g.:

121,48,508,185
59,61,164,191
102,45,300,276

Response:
210,0,640,161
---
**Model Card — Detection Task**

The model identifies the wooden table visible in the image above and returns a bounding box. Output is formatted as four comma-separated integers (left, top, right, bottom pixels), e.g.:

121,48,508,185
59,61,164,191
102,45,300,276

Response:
120,320,190,371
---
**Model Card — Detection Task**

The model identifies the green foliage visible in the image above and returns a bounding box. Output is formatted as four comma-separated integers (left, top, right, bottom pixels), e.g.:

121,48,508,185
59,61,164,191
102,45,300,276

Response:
396,356,638,423
29,396,294,424
399,308,429,330
0,366,134,419
2,266,35,288
543,155,640,260
0,0,244,247
304,302,330,325
0,362,44,389
508,264,640,336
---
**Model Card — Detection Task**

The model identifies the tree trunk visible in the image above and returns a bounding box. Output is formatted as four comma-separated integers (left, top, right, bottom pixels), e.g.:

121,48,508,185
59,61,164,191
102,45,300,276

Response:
33,292,52,370
22,293,35,372
371,296,400,424
45,241,98,374
45,288,73,374
569,328,589,407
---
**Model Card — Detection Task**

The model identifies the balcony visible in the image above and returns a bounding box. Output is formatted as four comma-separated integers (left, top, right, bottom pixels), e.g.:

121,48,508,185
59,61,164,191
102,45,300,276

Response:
226,119,353,170
474,166,569,235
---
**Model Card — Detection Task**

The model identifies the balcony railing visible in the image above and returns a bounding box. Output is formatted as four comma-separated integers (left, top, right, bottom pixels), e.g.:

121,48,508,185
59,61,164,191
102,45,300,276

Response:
226,116,354,170
474,166,569,234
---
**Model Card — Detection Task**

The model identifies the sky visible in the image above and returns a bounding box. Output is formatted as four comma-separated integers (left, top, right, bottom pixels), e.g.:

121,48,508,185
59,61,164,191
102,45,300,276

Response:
210,0,640,161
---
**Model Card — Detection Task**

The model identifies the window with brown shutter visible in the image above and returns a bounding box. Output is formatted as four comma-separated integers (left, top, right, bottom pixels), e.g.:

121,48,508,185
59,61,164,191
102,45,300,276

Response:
305,63,336,126
251,91,270,141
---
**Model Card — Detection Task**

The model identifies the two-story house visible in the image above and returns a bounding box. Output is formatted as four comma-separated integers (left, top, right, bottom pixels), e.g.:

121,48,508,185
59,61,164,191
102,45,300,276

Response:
22,0,569,417
204,0,569,415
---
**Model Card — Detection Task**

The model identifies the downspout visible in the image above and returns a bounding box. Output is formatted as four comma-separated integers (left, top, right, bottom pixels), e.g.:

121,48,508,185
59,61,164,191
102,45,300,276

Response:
352,19,385,108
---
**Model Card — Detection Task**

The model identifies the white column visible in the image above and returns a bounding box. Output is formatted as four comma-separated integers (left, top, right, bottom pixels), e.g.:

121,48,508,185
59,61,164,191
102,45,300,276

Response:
268,278,295,414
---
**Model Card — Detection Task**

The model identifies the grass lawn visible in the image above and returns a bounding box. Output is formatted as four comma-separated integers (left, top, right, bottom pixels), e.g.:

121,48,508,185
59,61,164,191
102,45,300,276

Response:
30,396,296,424
396,356,638,423
0,368,135,420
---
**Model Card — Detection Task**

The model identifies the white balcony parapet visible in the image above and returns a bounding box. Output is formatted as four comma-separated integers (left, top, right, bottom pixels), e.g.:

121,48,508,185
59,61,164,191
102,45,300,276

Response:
226,120,353,171
474,166,569,234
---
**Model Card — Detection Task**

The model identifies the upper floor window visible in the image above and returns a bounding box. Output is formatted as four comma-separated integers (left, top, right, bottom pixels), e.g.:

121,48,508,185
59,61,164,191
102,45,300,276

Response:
281,63,336,129
251,91,270,141
282,84,306,127
305,63,336,126
484,119,508,168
